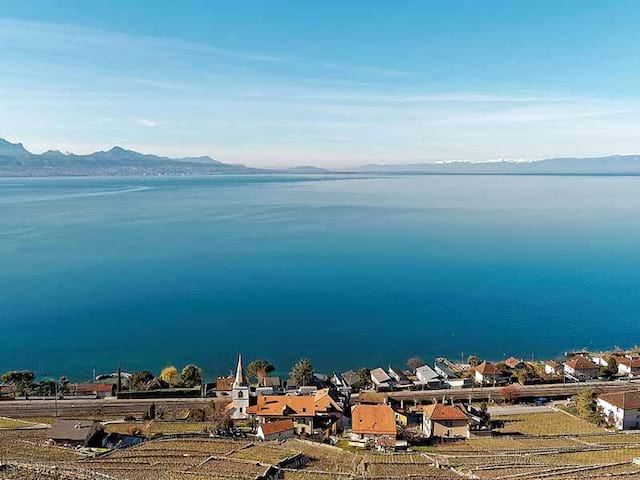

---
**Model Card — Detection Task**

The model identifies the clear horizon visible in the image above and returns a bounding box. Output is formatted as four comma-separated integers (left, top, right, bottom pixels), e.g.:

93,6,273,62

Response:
2,1,640,167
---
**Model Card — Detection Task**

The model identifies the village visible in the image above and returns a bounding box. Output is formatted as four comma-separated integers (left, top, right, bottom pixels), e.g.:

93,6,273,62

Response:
2,348,640,479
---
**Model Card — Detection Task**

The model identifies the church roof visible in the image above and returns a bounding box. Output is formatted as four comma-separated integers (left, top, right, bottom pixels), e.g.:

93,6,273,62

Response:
233,353,248,387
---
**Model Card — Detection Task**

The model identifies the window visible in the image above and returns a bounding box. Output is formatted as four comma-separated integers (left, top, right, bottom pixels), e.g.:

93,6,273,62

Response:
237,391,243,398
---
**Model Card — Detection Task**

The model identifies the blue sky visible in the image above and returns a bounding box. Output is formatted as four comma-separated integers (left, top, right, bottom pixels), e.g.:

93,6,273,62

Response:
2,1,640,167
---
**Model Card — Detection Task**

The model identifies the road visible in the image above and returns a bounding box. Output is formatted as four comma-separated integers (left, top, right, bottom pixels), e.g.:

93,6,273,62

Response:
1,378,637,420
0,397,224,419
487,404,555,415
355,378,640,403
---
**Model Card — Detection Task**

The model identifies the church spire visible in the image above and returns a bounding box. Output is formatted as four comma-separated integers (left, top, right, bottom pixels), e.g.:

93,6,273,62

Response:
233,353,248,387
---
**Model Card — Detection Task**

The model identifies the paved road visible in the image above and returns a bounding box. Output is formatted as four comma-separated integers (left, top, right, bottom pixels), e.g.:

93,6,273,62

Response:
0,397,224,419
355,378,640,403
487,405,554,415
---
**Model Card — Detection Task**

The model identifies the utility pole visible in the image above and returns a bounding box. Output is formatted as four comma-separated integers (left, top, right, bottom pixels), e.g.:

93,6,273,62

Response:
54,381,58,418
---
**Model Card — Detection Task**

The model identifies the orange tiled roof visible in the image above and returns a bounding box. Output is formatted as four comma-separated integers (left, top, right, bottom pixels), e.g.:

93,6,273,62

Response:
565,356,598,371
259,419,295,436
252,389,342,417
475,362,500,376
351,404,397,435
73,383,113,394
423,404,469,421
618,358,640,369
504,357,523,369
598,390,640,410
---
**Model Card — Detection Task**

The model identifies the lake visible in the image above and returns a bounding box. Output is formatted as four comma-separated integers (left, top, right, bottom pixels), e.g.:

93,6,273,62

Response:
1,174,640,381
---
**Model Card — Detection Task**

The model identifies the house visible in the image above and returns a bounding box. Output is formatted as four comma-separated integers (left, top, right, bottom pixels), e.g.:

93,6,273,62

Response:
331,372,353,395
0,384,15,400
370,367,394,391
434,358,470,377
69,383,114,399
597,390,640,430
564,356,599,382
422,403,470,440
415,365,443,389
215,375,234,392
617,357,640,377
256,377,283,396
504,357,526,370
433,358,471,388
393,407,422,428
592,351,624,367
350,404,398,449
249,389,343,436
544,360,563,376
256,419,295,441
387,366,413,389
474,362,502,385
48,420,103,447
357,391,385,404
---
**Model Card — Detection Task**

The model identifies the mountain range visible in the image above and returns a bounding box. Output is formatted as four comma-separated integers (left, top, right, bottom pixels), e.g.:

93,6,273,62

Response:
0,138,268,176
3,137,640,176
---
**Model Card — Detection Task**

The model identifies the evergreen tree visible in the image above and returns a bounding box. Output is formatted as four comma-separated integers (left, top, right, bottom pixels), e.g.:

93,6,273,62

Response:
290,358,315,386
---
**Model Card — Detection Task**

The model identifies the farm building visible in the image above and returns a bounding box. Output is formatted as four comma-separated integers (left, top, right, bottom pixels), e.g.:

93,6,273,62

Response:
597,390,640,430
257,419,296,441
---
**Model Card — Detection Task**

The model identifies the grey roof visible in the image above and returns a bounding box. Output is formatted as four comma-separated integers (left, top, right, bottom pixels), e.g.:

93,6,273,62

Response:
433,359,458,379
416,365,440,382
48,420,99,442
370,367,392,384
341,370,358,386
263,376,281,387
388,366,411,383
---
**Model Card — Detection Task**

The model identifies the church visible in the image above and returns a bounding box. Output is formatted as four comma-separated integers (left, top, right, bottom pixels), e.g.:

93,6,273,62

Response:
229,353,250,420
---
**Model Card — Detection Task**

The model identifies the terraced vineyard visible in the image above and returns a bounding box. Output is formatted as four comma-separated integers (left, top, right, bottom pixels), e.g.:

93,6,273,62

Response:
0,428,81,462
84,437,303,480
4,410,640,479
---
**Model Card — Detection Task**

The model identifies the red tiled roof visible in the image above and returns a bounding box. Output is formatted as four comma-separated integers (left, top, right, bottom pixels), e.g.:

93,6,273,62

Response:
259,419,295,436
504,357,523,369
423,404,469,421
475,362,500,376
598,390,640,410
73,383,113,394
618,358,640,369
564,356,598,371
252,389,342,417
351,404,397,435
216,376,234,391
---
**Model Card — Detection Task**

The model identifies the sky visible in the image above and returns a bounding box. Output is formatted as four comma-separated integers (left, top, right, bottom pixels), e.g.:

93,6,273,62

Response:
2,1,640,167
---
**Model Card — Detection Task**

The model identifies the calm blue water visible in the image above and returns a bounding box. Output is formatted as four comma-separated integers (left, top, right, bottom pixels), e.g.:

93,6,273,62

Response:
2,174,640,381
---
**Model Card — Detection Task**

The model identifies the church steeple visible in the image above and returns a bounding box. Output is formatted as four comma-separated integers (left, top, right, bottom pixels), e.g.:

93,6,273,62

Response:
231,353,250,420
233,353,248,387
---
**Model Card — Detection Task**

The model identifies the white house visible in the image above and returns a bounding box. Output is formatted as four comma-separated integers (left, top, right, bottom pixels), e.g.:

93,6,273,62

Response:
415,365,443,389
256,419,295,441
544,361,562,376
563,356,599,382
370,367,394,391
597,390,640,430
618,357,640,377
474,362,501,385
422,403,470,439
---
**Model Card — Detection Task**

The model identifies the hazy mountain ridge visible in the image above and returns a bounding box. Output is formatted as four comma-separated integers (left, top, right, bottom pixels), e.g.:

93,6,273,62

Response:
0,139,269,176
3,137,640,176
349,155,640,174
